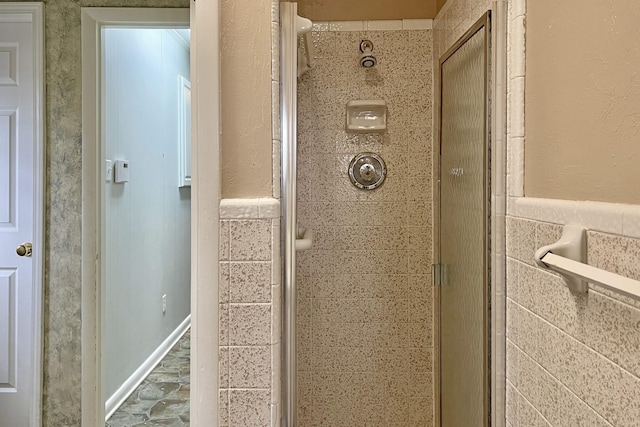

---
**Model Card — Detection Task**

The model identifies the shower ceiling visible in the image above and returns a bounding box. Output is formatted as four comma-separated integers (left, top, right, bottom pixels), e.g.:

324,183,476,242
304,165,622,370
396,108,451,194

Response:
292,0,444,21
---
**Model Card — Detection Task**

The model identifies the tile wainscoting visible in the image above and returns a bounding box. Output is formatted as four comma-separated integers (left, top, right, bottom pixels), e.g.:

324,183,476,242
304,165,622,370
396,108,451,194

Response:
506,212,640,427
219,198,281,427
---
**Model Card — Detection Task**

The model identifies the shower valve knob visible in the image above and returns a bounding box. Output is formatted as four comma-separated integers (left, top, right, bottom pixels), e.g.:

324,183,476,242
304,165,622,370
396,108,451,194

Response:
348,153,386,190
359,163,376,182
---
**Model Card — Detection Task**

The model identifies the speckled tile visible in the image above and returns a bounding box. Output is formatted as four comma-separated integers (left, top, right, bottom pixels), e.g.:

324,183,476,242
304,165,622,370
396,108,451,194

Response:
219,220,230,261
228,262,271,303
295,25,434,425
228,346,271,388
229,220,272,261
512,217,537,265
312,371,386,399
334,225,409,251
219,389,229,426
310,31,336,59
516,384,547,427
218,262,230,303
556,379,613,427
408,274,432,300
229,389,270,427
408,396,434,425
219,347,229,389
506,340,519,387
614,301,640,378
314,321,411,348
228,304,271,346
219,303,229,346
588,231,640,308
506,381,518,425
534,221,562,257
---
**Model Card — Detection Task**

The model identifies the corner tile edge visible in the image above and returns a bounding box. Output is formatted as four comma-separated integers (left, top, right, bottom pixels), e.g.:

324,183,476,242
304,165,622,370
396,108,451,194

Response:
220,198,281,219
509,197,640,239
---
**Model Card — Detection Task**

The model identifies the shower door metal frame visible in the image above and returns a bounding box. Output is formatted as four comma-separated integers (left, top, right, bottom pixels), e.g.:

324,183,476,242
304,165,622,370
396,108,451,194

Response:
436,11,492,427
280,3,299,426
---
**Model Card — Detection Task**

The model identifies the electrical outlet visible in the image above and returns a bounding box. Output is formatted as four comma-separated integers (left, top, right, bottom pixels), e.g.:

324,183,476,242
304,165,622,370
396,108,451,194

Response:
162,294,167,314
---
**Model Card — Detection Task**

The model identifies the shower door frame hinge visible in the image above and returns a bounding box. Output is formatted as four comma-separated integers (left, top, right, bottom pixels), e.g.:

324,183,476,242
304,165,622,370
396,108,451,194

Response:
432,263,444,286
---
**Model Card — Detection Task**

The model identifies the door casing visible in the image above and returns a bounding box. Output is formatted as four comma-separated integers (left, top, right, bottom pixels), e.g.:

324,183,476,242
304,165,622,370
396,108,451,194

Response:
80,7,221,426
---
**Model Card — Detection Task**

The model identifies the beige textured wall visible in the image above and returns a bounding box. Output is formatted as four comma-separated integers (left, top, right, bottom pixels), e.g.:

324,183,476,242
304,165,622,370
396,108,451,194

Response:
221,0,273,198
525,0,640,204
0,1,188,425
296,28,434,425
292,0,436,20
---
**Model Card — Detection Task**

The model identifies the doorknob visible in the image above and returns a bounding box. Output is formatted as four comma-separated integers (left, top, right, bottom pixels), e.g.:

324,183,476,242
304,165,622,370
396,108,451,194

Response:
16,242,32,257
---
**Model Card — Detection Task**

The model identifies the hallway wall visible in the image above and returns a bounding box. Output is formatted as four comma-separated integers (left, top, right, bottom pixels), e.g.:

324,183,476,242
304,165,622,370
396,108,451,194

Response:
103,27,191,401
295,23,434,425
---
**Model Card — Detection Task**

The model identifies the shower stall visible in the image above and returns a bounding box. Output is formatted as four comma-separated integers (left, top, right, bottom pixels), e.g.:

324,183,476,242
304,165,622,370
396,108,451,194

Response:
280,2,500,426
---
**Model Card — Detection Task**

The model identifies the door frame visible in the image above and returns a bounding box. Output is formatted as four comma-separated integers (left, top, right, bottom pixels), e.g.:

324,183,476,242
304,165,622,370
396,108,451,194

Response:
434,4,508,427
0,3,44,426
81,6,221,426
436,11,493,427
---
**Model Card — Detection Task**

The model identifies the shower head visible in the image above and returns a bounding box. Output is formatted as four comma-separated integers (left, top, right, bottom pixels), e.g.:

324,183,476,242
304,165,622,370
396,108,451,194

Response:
359,39,377,68
360,54,377,68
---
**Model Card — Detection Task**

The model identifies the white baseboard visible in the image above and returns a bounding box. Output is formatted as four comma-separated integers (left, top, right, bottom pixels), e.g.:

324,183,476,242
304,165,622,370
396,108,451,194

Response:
105,315,191,421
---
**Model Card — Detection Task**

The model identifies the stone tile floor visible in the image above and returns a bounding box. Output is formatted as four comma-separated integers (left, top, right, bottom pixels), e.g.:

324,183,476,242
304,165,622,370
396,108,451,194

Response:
106,329,190,427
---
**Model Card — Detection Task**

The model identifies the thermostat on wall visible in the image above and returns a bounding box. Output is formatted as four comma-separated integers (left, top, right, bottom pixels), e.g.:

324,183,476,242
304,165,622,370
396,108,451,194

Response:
114,160,130,183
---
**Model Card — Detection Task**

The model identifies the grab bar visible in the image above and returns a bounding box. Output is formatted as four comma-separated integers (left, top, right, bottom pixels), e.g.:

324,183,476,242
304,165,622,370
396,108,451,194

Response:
534,224,640,300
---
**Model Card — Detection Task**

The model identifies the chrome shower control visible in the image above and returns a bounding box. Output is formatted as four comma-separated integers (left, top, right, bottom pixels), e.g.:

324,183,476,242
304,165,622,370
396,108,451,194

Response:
348,153,386,190
359,163,376,182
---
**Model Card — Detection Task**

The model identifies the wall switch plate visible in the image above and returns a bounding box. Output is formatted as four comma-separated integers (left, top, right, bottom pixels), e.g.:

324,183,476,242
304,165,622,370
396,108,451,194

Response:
105,159,113,182
114,160,130,183
162,294,167,314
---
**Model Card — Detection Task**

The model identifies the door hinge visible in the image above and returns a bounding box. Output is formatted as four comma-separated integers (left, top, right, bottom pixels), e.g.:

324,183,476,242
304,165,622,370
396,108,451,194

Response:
432,263,446,286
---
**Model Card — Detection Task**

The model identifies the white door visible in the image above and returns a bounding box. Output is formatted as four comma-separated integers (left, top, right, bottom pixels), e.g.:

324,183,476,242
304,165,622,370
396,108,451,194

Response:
0,4,43,427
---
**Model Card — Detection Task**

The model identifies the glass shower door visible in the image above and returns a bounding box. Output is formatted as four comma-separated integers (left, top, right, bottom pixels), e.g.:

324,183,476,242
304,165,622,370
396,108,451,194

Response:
439,14,490,427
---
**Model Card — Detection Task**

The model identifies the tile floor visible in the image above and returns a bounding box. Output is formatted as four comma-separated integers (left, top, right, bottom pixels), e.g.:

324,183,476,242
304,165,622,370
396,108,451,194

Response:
106,329,190,427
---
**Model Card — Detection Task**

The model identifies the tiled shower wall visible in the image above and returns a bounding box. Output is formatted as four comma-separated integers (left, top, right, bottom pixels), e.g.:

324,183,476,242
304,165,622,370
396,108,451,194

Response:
296,24,435,425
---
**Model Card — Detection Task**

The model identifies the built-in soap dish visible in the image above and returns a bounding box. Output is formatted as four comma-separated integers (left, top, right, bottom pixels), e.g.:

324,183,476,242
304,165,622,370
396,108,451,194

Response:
345,100,387,133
